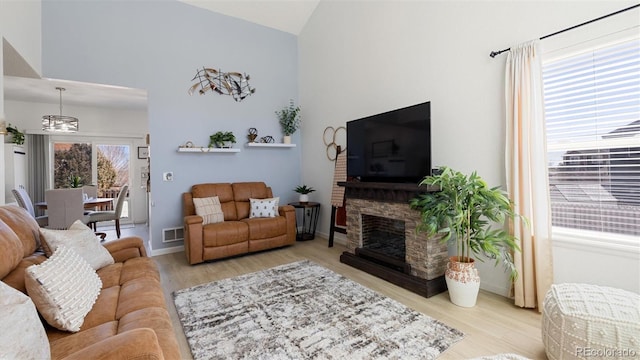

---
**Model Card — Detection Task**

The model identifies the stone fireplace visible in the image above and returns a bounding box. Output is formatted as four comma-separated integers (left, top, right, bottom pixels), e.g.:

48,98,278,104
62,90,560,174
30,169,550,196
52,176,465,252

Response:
339,182,448,297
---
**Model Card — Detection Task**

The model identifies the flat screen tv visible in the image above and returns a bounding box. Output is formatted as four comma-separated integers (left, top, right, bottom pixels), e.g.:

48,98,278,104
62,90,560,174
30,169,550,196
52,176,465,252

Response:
346,101,431,183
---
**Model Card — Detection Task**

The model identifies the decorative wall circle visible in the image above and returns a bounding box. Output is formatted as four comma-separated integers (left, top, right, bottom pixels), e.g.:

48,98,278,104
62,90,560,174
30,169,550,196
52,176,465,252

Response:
323,126,346,161
323,127,335,147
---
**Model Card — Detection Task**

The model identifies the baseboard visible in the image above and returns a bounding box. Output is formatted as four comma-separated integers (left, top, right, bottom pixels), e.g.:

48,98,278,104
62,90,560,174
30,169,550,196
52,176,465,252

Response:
151,244,184,257
480,282,510,297
315,230,347,246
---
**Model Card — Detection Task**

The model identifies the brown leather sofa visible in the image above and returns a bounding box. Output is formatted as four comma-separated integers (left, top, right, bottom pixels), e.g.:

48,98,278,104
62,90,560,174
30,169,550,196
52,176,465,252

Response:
0,205,180,359
183,182,296,265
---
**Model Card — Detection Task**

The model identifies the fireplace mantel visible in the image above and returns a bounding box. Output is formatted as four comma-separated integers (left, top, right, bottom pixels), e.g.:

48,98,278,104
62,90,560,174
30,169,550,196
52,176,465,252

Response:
338,181,439,203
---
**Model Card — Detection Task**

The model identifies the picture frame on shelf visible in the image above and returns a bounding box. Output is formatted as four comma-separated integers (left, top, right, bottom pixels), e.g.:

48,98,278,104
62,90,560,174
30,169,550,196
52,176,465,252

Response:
138,146,149,159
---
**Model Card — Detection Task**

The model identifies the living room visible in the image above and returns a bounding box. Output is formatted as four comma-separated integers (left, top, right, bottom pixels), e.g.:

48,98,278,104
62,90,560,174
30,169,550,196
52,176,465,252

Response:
1,1,639,359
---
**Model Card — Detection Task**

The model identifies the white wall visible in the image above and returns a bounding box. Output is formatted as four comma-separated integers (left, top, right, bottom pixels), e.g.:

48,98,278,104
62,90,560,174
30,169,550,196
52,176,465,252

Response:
1,0,41,205
553,234,639,293
4,99,149,223
298,1,639,296
0,0,41,76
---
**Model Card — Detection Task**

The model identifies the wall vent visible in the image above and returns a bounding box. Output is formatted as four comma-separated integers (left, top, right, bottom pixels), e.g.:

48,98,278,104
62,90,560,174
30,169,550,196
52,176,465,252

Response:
162,227,184,243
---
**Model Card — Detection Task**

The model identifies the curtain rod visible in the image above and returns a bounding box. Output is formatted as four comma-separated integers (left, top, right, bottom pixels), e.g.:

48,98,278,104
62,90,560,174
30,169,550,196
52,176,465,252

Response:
489,3,640,58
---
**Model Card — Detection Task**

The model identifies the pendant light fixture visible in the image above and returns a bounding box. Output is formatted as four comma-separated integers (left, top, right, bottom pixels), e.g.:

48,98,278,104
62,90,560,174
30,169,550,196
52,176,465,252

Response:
42,87,79,132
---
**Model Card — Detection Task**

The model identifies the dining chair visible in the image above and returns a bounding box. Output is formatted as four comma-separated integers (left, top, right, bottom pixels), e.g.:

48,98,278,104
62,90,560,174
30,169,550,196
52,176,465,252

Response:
12,186,49,227
87,185,129,238
45,188,90,230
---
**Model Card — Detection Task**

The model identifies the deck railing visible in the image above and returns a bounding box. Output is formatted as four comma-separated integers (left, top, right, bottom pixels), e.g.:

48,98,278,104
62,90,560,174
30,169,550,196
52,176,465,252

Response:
97,187,129,211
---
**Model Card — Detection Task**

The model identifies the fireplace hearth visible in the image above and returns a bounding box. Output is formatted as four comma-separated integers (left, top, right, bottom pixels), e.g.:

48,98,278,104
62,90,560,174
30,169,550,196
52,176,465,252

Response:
338,182,448,298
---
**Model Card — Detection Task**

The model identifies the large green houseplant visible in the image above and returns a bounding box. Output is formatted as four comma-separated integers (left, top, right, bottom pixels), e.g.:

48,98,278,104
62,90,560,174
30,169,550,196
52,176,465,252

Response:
410,166,524,307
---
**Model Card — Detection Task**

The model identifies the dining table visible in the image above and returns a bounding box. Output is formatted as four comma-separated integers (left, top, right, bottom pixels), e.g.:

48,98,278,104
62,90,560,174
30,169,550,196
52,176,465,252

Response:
35,197,114,210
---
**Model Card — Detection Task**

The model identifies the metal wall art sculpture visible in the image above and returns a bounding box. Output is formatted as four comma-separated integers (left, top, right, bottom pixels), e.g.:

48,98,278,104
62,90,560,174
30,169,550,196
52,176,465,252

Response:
189,67,255,102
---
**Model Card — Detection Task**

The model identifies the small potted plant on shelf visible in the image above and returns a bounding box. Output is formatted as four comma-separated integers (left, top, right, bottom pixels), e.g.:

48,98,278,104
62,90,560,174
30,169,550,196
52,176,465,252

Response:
409,166,526,307
6,124,25,145
294,184,315,203
276,99,301,144
209,131,237,148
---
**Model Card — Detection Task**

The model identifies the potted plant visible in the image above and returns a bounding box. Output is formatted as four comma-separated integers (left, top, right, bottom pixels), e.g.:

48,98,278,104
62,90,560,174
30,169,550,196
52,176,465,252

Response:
6,124,25,145
409,166,524,307
69,175,83,188
294,184,315,203
209,131,236,148
276,99,301,144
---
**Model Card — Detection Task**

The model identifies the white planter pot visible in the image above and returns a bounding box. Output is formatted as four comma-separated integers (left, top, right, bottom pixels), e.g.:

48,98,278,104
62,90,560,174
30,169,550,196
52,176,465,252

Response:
215,141,234,148
445,257,480,307
283,135,292,144
299,194,309,203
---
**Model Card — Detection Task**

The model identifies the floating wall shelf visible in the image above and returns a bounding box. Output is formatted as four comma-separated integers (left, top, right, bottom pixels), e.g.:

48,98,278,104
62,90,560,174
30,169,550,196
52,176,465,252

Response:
246,143,296,148
177,147,240,153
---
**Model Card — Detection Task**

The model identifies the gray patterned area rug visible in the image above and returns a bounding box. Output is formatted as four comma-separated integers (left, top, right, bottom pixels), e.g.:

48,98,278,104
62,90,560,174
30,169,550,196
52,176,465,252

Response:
173,260,464,360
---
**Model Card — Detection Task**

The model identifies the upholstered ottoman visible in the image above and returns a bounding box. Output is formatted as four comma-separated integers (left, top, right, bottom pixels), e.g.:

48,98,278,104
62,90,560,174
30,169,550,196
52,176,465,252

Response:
542,283,640,360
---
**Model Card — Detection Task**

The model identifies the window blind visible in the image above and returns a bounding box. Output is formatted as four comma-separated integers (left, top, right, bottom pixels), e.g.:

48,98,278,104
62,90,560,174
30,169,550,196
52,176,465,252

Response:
543,38,640,236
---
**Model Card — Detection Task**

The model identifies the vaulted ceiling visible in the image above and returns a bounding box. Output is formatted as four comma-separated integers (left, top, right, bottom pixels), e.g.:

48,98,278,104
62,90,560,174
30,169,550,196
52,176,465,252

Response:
3,1,319,110
179,0,320,35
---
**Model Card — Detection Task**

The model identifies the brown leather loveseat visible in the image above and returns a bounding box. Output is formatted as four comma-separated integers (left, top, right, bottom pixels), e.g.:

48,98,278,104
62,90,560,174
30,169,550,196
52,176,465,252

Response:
183,182,296,265
0,205,180,359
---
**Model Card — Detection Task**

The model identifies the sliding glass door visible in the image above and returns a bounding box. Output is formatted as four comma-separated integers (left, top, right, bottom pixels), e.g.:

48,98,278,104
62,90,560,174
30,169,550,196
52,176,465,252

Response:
51,139,133,224
96,144,130,219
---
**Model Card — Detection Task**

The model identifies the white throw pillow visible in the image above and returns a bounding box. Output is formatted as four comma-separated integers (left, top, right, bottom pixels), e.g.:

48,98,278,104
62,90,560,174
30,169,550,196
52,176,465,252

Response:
249,197,280,218
40,220,114,270
193,196,225,225
0,281,51,359
68,219,94,232
25,246,102,332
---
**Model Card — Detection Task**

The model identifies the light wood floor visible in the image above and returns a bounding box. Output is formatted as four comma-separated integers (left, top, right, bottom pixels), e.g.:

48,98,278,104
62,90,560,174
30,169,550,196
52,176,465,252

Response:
153,238,546,359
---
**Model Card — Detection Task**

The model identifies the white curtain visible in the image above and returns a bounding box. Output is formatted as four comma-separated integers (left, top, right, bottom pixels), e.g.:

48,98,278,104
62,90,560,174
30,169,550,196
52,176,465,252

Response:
505,40,554,310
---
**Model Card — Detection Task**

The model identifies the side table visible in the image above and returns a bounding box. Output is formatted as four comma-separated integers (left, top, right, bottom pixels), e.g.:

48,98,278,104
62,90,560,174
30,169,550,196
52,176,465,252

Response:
289,202,320,241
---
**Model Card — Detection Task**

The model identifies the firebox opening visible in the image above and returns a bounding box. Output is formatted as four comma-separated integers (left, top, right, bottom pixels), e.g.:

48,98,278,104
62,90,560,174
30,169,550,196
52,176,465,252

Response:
361,214,406,262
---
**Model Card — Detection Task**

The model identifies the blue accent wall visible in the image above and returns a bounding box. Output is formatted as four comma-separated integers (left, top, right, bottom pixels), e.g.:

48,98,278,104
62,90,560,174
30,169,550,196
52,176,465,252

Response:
42,0,300,251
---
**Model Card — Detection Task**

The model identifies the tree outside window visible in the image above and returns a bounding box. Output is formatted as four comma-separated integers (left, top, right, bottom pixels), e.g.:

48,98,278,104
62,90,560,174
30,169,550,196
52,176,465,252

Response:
54,143,130,198
54,143,92,189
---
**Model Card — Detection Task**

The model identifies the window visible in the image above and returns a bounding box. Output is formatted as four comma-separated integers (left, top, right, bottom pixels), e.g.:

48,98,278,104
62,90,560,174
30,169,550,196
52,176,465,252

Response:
96,144,131,219
542,38,640,237
53,142,92,189
51,138,133,223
